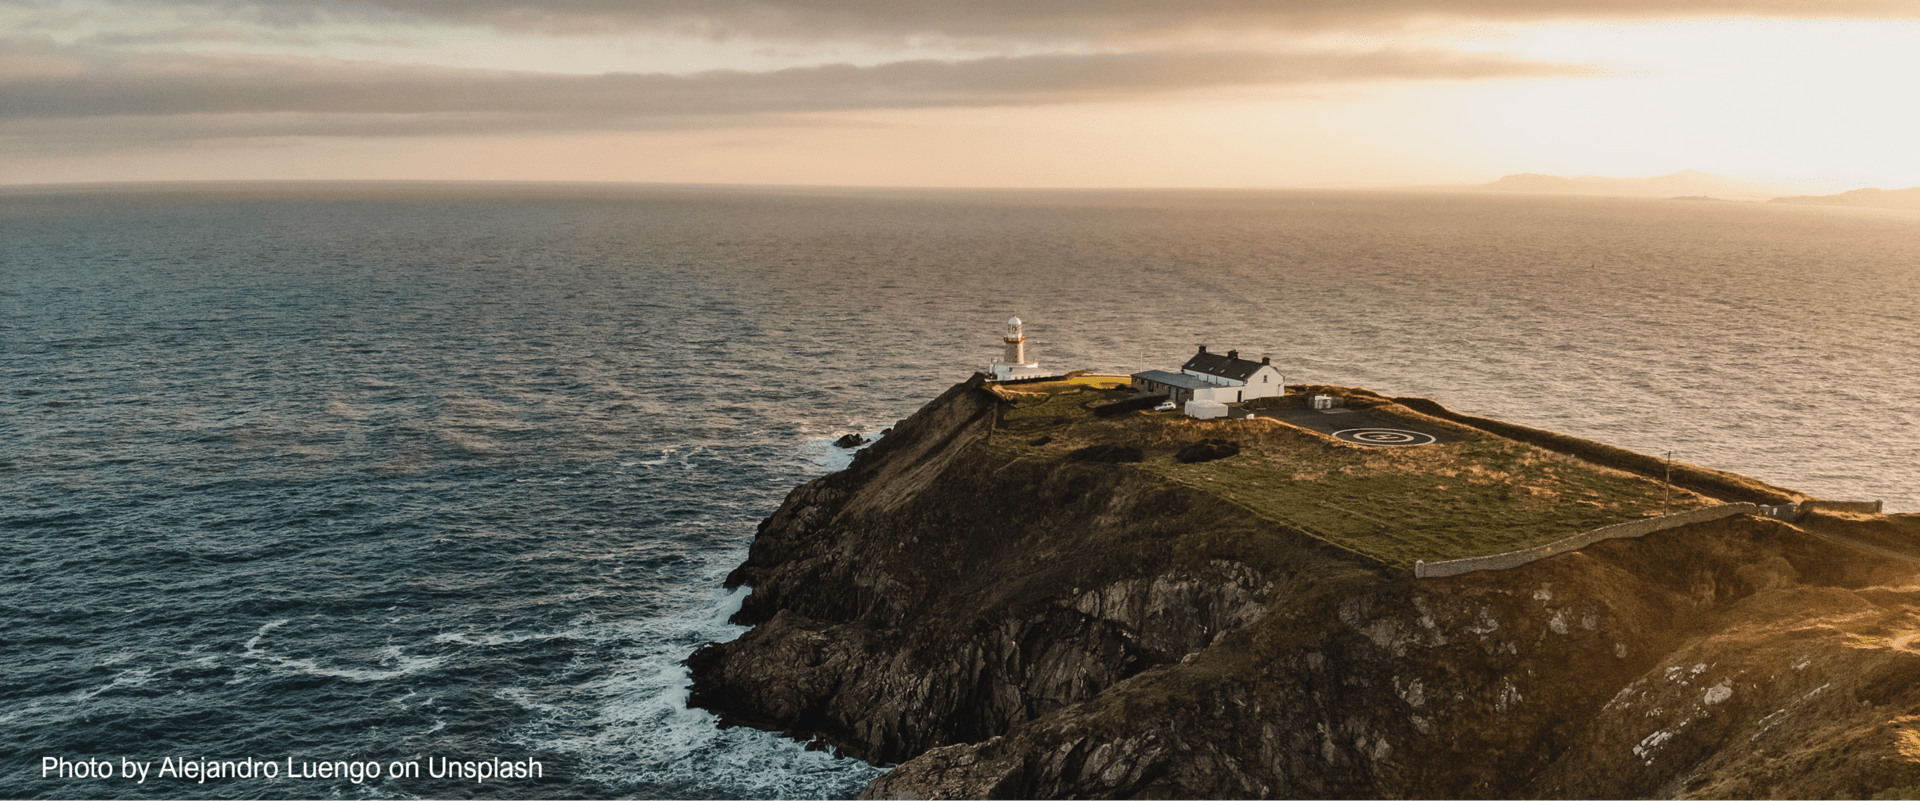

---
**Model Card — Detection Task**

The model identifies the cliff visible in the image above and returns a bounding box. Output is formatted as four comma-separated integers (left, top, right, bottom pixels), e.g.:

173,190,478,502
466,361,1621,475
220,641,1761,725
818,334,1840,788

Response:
687,376,1920,798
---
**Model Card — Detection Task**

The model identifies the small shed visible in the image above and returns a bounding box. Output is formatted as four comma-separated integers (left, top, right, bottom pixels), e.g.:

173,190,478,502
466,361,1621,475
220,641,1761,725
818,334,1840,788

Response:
1185,399,1229,420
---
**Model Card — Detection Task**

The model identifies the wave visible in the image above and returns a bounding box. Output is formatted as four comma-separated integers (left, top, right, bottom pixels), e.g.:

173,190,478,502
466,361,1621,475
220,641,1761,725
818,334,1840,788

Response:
237,618,452,683
501,560,888,798
800,428,884,473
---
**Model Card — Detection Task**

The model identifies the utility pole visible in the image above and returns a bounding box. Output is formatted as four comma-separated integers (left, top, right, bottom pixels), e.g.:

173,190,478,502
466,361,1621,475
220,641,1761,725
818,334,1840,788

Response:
1664,450,1672,514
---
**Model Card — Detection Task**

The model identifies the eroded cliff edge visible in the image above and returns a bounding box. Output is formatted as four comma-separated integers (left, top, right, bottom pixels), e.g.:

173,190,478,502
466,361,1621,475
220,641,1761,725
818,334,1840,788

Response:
687,376,1920,798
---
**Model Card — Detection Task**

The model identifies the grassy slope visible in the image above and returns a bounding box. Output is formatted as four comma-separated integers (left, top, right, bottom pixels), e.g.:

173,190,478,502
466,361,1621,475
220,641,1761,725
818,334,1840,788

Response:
989,380,1719,569
996,374,1134,423
1150,427,1711,568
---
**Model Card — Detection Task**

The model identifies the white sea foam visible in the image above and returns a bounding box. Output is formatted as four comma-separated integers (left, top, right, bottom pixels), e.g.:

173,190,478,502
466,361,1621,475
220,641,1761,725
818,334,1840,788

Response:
501,561,886,798
276,651,450,683
243,618,291,655
800,429,883,473
239,619,451,683
429,617,612,648
70,667,155,702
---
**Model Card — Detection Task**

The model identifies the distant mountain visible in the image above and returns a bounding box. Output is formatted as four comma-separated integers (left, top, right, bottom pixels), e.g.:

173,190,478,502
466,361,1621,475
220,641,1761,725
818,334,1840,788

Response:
1474,170,1788,199
1768,186,1920,211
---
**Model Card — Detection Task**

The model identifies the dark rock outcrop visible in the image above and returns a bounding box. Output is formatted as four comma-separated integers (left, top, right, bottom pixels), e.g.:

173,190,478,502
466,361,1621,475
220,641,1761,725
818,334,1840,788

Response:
690,379,1286,765
687,377,1920,798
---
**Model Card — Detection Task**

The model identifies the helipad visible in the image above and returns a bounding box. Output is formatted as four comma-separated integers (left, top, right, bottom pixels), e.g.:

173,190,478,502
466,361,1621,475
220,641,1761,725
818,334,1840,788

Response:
1333,428,1438,447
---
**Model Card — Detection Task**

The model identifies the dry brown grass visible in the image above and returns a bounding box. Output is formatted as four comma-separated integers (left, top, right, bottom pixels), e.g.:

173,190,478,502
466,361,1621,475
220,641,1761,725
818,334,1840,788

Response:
990,397,1718,568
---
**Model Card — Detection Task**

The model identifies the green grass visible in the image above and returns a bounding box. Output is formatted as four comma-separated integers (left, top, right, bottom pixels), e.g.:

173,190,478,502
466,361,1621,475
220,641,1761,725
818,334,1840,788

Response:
996,376,1136,423
988,385,1715,569
1141,426,1713,568
986,383,1720,569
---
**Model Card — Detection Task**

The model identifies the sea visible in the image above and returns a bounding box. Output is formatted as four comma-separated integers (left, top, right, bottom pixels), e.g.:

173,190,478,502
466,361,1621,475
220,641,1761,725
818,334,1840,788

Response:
3,182,1916,799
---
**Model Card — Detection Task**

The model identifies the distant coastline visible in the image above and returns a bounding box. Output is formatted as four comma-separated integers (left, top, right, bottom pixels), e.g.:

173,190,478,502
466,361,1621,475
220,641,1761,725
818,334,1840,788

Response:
1437,170,1920,211
1460,169,1787,200
1769,186,1920,211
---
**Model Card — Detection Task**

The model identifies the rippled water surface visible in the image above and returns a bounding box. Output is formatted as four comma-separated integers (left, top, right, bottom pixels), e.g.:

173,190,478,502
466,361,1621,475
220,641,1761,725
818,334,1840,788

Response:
3,183,1916,798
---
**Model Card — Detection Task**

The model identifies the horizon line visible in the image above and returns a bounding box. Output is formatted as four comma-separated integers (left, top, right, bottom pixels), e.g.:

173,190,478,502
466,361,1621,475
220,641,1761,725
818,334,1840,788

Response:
1,176,1902,197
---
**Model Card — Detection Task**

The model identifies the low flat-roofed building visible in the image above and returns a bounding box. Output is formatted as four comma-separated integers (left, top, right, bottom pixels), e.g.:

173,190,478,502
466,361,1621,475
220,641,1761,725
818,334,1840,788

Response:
1131,346,1284,409
1129,369,1214,405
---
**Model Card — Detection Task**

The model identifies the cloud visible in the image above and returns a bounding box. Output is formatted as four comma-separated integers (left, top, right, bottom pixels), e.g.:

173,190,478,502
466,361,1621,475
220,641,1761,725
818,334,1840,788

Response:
159,0,1920,41
0,37,1587,125
72,26,413,49
0,112,783,158
84,27,248,46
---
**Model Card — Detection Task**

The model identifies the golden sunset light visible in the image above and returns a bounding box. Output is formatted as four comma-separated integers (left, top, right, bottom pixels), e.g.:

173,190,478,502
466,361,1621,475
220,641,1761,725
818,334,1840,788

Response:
5,2,1919,189
12,5,1920,801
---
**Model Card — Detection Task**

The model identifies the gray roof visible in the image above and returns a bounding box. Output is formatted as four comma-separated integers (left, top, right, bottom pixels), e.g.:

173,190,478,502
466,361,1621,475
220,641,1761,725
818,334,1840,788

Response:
1130,370,1212,390
1183,348,1268,381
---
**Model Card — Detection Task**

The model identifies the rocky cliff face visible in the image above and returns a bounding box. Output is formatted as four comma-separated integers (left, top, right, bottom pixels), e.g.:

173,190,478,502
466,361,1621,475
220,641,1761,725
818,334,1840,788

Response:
687,377,1920,798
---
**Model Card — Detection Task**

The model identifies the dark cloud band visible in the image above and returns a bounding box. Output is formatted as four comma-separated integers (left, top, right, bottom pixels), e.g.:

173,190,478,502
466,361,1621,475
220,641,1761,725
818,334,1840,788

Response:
0,39,1586,122
173,0,1920,39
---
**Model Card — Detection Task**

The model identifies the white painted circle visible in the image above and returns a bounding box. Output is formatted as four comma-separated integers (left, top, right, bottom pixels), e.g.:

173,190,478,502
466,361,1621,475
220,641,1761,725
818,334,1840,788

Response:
1333,428,1436,446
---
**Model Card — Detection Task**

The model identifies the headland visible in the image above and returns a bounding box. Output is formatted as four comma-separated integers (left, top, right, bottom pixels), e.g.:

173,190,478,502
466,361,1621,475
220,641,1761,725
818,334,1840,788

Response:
688,374,1920,798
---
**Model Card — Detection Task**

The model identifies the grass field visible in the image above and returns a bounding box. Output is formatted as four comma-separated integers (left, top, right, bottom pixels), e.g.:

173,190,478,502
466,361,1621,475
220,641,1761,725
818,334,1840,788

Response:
994,375,1136,422
988,382,1716,568
1144,426,1713,567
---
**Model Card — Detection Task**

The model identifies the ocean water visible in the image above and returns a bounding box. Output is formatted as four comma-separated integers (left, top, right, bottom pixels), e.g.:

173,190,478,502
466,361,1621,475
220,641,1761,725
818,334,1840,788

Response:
3,182,1916,798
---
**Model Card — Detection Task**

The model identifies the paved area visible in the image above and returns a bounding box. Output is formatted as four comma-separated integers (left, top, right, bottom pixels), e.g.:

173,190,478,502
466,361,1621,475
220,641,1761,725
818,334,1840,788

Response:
1247,406,1460,446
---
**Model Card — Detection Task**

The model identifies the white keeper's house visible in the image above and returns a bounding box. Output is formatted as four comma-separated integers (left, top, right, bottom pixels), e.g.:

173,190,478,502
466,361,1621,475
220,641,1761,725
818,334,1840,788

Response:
1131,346,1284,405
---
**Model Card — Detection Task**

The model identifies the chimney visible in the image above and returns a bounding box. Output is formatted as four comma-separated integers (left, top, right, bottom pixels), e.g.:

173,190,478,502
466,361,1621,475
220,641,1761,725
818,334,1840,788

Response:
1261,356,1271,365
1197,345,1207,354
1227,349,1239,360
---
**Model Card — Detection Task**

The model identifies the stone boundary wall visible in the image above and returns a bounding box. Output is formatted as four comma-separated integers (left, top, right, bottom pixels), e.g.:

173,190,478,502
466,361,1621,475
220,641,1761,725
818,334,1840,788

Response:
1414,503,1760,579
991,373,1072,386
1389,396,1801,506
1800,500,1883,515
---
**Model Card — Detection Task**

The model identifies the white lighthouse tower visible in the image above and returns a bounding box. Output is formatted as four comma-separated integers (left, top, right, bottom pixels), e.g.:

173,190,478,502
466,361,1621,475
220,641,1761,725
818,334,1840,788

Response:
987,316,1048,381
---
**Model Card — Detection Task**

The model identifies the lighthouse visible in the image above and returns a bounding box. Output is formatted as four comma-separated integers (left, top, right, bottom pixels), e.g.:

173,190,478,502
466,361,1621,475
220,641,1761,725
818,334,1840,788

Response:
987,316,1048,381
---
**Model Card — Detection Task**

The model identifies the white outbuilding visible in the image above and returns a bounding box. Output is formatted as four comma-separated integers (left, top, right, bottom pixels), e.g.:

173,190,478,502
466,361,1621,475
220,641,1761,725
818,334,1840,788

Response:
1184,399,1229,419
1131,346,1284,410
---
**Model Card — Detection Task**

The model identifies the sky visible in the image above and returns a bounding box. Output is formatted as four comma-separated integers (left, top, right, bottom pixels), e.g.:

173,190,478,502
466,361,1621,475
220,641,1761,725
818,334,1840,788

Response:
4,0,1920,190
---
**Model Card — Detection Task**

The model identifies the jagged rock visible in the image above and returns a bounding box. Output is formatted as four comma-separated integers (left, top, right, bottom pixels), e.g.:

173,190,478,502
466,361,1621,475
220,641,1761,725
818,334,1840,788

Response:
688,376,1920,798
833,432,867,448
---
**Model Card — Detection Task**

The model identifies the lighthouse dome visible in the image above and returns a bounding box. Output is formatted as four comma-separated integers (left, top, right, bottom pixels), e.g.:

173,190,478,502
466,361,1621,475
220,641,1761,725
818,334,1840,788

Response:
1008,316,1022,326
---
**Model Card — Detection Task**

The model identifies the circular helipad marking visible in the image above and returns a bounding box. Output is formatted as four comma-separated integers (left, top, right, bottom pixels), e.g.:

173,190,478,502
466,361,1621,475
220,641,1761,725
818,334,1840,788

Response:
1333,428,1437,447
